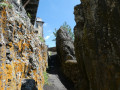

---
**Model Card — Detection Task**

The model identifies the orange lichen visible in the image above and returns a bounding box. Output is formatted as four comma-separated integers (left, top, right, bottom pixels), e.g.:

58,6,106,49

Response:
0,5,48,90
6,64,12,79
22,43,30,51
8,42,13,47
19,24,22,28
1,8,7,34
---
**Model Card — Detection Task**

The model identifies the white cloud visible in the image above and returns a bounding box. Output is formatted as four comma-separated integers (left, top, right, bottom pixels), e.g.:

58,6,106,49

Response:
45,36,50,40
45,34,53,40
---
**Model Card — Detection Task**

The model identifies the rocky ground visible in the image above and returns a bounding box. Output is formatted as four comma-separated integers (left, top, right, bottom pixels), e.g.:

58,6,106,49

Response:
43,53,74,90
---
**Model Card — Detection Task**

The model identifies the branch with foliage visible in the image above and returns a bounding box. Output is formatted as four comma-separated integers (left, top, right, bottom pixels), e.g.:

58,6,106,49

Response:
52,28,57,41
53,22,74,41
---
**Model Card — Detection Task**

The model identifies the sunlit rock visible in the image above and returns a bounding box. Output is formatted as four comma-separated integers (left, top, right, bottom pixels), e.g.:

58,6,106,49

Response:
0,0,48,90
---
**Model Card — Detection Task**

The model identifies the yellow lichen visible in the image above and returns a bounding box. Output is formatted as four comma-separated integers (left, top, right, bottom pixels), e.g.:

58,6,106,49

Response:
0,6,48,90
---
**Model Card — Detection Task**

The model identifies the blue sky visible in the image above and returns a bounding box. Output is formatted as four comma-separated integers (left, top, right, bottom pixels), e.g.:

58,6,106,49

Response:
37,0,80,47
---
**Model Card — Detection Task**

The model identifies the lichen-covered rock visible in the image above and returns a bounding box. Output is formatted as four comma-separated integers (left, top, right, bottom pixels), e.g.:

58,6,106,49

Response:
74,0,120,90
0,1,48,90
56,28,80,88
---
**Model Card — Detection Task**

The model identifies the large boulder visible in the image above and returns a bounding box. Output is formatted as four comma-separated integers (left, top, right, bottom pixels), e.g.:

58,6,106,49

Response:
74,0,120,90
56,27,75,62
56,28,80,88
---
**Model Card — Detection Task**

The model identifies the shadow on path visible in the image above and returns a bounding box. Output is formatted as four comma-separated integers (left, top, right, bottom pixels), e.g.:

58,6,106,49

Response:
43,54,74,90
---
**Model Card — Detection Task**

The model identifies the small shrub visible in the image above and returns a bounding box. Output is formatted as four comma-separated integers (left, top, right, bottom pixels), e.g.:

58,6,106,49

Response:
0,2,8,7
0,2,12,9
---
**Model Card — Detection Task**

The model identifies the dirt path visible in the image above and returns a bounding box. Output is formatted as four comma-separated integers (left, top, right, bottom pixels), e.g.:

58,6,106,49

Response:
43,54,74,90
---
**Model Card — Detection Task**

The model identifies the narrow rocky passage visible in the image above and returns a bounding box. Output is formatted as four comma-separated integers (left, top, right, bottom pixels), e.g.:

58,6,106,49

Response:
43,53,74,90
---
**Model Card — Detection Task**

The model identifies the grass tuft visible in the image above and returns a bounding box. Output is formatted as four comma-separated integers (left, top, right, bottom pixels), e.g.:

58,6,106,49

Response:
43,71,49,85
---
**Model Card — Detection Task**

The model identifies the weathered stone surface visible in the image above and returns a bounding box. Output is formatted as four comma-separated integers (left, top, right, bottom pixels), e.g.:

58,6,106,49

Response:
74,0,120,90
56,28,80,88
56,27,75,62
0,1,48,90
48,47,56,52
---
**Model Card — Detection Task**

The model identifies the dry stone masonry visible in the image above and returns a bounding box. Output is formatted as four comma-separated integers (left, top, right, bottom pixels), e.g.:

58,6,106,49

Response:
0,0,47,90
74,0,120,90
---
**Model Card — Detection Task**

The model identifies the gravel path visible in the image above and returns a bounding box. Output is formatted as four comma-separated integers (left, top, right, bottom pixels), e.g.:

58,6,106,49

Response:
43,54,74,90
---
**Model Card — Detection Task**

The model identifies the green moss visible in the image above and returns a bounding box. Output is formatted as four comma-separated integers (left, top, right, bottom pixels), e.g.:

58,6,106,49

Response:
39,36,45,43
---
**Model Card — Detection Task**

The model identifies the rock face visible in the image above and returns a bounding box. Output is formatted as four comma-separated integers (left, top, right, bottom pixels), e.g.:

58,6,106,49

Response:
48,47,56,52
74,0,120,90
56,28,75,62
0,1,47,90
56,28,80,87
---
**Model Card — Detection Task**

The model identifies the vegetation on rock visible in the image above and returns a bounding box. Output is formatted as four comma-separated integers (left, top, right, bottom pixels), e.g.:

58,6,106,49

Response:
0,2,8,7
39,36,45,43
53,22,74,41
0,2,12,9
43,71,49,85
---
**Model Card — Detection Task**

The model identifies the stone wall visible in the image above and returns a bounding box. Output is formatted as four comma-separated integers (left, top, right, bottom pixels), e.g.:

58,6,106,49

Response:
0,1,47,90
74,0,120,90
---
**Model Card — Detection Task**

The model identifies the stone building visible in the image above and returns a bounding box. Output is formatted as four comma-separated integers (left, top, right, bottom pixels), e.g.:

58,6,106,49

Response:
13,0,44,37
34,17,44,37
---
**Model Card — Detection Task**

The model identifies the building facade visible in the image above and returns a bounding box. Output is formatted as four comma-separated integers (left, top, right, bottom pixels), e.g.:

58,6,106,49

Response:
34,18,44,37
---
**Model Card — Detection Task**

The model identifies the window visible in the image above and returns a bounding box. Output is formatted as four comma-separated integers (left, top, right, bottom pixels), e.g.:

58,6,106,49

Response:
36,23,38,28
